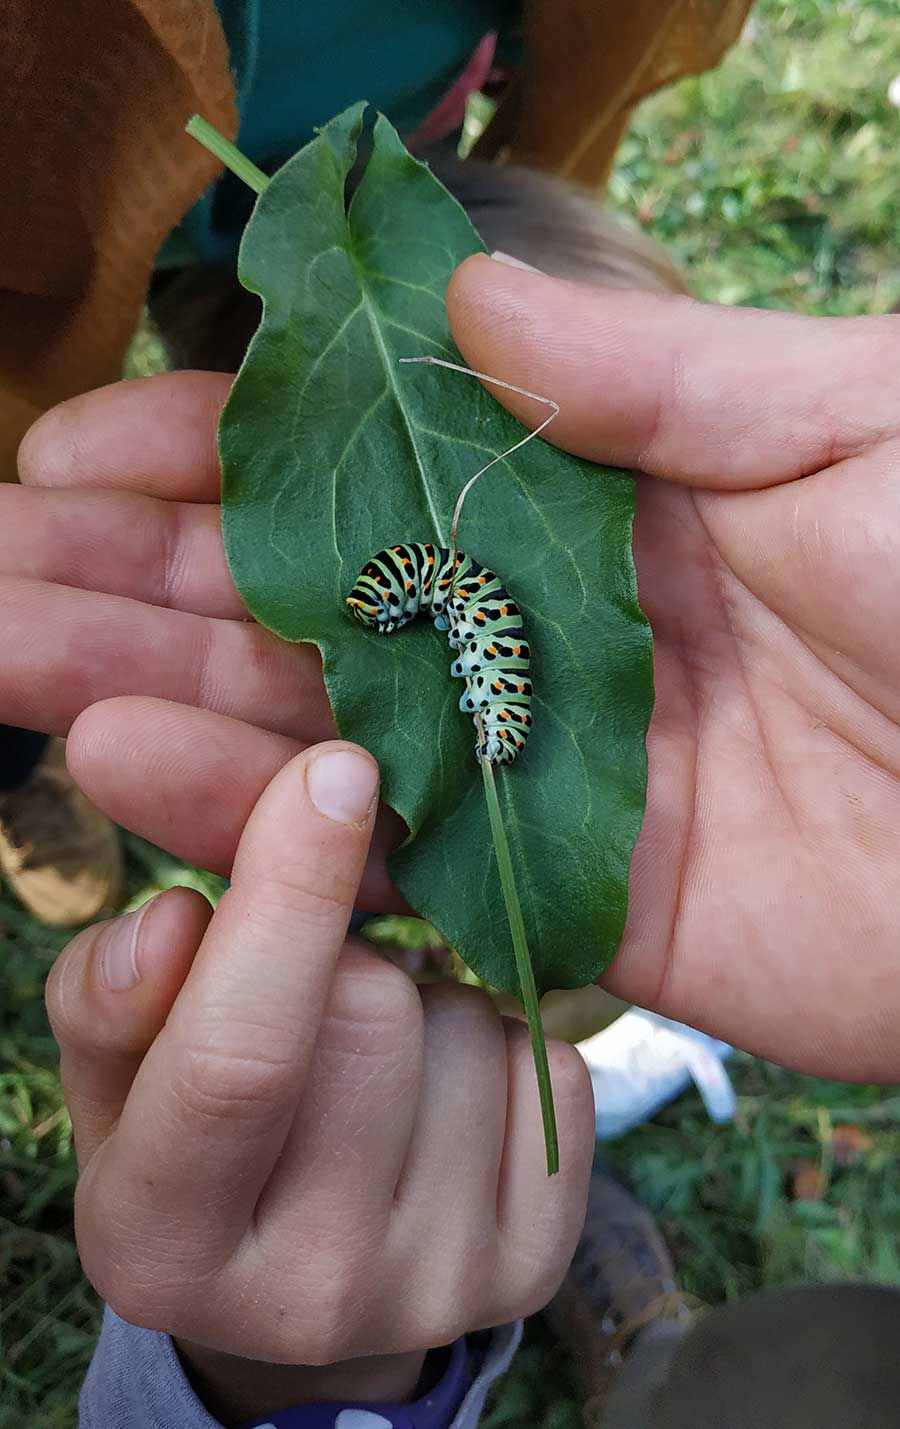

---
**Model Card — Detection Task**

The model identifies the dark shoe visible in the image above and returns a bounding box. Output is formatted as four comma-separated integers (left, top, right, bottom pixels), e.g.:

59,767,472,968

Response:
542,1163,693,1408
0,738,122,926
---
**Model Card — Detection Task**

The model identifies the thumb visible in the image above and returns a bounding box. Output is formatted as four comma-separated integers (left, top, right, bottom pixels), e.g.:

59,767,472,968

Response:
45,888,213,1168
446,253,900,490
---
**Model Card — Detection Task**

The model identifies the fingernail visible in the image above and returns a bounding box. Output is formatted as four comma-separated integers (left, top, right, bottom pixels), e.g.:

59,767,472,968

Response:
491,250,543,273
100,896,157,992
307,749,379,826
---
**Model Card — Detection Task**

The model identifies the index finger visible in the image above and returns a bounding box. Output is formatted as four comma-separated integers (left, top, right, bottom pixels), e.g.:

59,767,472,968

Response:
83,742,379,1259
18,372,232,501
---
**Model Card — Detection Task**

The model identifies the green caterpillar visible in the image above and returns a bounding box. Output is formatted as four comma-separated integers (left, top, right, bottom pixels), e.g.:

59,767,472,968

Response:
346,542,533,765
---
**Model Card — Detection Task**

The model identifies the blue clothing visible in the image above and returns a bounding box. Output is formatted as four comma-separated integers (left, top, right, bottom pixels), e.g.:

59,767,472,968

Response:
162,0,519,268
79,1308,521,1429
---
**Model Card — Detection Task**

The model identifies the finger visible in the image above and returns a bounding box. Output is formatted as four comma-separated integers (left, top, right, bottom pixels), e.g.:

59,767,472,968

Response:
388,984,509,1337
256,946,423,1232
0,578,332,741
393,983,507,1217
493,1023,594,1323
46,888,213,1168
446,254,900,490
68,698,409,911
18,372,232,501
0,485,243,619
83,745,380,1259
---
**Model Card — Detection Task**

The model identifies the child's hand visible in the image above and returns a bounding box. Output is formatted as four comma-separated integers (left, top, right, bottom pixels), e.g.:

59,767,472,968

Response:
47,742,593,1419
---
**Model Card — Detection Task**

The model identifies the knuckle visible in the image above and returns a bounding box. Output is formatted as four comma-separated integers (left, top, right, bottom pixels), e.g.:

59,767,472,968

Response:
90,1267,195,1336
279,1254,376,1364
387,1229,500,1351
323,952,422,1052
249,866,353,933
75,1225,155,1328
170,1041,296,1127
496,1222,577,1323
429,1253,496,1346
75,1175,225,1332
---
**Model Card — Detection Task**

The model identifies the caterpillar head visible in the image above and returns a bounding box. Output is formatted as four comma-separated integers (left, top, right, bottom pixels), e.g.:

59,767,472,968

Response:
345,592,382,626
346,580,411,634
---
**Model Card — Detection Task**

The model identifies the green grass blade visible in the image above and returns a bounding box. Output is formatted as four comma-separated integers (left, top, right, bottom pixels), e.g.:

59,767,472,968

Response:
185,116,269,195
481,757,559,1175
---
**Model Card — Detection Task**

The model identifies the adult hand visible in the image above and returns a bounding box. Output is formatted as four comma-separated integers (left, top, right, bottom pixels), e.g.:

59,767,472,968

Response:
447,254,900,1081
3,373,405,911
46,742,592,1421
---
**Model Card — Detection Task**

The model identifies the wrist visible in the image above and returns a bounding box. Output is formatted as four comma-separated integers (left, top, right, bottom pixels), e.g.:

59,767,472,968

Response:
177,1340,426,1428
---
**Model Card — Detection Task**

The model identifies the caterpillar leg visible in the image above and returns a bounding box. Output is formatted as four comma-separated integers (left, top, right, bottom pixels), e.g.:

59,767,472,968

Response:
475,733,518,765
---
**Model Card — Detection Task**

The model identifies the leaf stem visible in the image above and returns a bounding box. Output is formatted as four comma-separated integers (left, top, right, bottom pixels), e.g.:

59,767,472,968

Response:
480,756,559,1175
185,116,269,195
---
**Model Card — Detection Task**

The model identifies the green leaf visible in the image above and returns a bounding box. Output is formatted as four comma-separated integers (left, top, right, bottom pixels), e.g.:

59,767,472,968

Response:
219,103,654,997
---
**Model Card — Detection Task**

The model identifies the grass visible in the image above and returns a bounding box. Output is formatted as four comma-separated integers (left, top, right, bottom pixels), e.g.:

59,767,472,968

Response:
4,1,900,1423
608,0,900,314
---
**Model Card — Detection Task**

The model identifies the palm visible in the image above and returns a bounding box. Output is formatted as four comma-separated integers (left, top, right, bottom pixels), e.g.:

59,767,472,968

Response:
611,468,900,1076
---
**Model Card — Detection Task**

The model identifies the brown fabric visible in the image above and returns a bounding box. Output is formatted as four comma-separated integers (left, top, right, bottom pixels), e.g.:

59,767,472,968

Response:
0,0,235,477
0,0,746,479
476,0,753,182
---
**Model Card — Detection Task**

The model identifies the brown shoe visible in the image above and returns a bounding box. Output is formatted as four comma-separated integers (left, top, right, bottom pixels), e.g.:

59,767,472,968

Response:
542,1164,694,1410
0,738,122,926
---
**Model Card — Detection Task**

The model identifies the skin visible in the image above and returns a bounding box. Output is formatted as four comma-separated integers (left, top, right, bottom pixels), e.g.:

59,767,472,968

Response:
6,251,900,1410
45,745,594,1420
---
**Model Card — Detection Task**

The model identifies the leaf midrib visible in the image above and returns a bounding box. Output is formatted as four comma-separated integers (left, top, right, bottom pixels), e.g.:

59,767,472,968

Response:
353,271,447,546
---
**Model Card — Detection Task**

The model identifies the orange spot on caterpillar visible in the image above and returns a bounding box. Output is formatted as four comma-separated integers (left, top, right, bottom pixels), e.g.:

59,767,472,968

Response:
405,581,414,592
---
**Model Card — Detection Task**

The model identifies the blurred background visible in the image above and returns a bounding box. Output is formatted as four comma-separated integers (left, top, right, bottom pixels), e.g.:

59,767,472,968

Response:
4,1,900,1424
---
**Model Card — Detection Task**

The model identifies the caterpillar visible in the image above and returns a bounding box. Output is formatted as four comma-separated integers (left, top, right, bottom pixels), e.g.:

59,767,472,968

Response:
346,542,533,765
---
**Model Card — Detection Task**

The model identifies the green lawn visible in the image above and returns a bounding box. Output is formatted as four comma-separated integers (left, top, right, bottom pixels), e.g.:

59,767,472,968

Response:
4,1,900,1424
